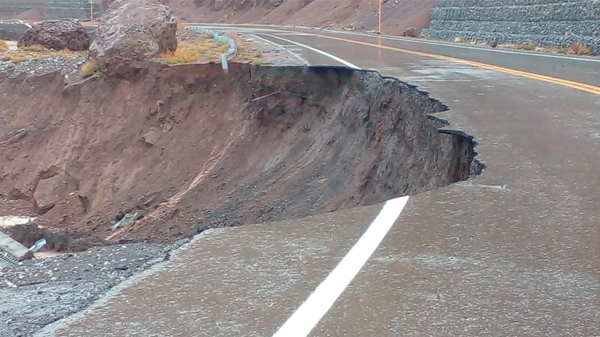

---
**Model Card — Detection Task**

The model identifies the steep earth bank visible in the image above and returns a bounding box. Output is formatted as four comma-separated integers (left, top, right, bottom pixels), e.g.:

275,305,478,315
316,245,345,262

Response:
0,63,480,250
173,0,435,34
0,0,435,35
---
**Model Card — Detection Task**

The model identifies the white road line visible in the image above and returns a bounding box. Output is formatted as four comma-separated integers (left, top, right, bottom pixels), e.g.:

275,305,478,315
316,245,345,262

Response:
252,34,309,65
199,23,600,64
321,29,600,63
262,34,361,69
273,196,410,337
251,35,406,337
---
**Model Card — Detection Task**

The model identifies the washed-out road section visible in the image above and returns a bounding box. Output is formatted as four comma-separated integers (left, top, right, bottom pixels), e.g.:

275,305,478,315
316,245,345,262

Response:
33,26,600,336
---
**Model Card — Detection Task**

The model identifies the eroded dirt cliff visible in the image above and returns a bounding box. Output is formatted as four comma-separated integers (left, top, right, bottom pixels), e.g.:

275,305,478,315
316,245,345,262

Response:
0,63,480,249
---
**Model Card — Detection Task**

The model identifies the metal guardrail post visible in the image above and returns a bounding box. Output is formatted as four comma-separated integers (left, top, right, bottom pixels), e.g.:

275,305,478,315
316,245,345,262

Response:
186,25,237,72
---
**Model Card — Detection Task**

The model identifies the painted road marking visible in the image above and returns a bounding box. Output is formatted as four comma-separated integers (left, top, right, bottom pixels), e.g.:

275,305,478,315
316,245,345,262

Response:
315,29,600,64
193,23,600,63
273,196,410,337
257,38,404,336
207,24,600,95
302,33,600,96
252,35,309,65
262,34,361,69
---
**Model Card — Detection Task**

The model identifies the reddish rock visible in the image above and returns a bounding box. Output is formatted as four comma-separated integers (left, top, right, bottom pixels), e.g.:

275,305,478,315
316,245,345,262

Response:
89,0,178,77
33,173,76,215
143,127,160,146
401,27,420,38
18,19,90,51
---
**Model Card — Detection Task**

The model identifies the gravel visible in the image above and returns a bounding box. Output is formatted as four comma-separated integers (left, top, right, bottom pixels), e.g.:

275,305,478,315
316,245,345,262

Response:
0,56,84,78
0,239,190,337
245,34,307,66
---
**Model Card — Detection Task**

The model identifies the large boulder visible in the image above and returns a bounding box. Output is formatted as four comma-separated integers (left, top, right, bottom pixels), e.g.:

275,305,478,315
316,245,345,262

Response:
18,19,90,51
90,0,177,77
401,27,420,38
33,173,77,215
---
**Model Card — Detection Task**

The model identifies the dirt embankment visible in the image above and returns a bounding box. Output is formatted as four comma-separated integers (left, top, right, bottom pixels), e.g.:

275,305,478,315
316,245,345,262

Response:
0,63,480,250
172,0,435,35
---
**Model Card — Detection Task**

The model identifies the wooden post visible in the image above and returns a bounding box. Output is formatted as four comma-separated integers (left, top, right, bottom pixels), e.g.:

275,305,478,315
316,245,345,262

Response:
90,0,94,21
378,0,382,33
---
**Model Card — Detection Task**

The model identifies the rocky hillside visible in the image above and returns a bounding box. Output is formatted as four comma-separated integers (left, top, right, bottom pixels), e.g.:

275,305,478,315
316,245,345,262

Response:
170,0,436,35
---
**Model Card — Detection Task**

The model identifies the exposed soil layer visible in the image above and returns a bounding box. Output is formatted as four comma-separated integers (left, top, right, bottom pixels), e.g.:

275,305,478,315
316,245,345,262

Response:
0,63,480,249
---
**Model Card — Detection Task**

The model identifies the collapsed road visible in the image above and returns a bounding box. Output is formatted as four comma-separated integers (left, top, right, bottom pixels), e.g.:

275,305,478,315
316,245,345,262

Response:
0,63,479,248
2,24,600,337
33,25,600,337
1,58,479,336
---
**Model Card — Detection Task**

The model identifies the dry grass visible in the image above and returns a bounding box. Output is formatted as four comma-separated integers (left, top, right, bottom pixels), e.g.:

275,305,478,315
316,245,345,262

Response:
1,45,87,63
176,22,186,31
452,37,488,47
0,40,8,54
497,40,593,56
161,38,231,64
235,47,263,64
567,41,591,55
532,46,562,54
450,36,596,57
80,59,101,77
497,41,537,51
19,44,44,52
232,37,266,65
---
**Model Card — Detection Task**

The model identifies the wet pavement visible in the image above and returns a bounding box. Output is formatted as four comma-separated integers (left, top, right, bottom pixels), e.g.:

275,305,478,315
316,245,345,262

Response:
34,26,600,336
41,206,382,337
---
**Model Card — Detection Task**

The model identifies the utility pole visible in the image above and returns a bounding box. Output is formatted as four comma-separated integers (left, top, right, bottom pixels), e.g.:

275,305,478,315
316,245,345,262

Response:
90,0,94,21
378,0,382,33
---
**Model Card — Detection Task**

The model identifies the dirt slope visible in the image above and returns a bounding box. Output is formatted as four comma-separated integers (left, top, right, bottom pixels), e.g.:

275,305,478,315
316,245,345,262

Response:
0,63,478,249
173,0,435,35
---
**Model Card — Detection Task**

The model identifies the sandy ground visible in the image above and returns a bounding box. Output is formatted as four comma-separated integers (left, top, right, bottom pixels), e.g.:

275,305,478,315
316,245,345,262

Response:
6,40,17,50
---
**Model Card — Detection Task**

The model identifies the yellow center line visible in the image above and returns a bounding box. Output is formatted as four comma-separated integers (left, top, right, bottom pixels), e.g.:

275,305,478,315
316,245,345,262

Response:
307,33,600,97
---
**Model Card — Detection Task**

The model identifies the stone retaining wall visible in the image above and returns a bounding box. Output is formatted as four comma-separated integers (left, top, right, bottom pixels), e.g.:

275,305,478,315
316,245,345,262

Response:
0,0,101,21
424,0,600,54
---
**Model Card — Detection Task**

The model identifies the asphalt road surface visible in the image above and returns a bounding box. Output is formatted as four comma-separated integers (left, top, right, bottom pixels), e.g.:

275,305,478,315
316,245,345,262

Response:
38,26,600,337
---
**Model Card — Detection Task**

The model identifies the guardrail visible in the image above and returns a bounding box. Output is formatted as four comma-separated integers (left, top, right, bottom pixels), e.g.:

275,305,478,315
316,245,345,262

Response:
0,19,32,28
186,25,237,71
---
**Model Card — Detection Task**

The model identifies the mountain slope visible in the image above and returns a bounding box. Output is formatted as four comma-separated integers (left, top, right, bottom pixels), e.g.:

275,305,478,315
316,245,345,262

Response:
170,0,435,35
